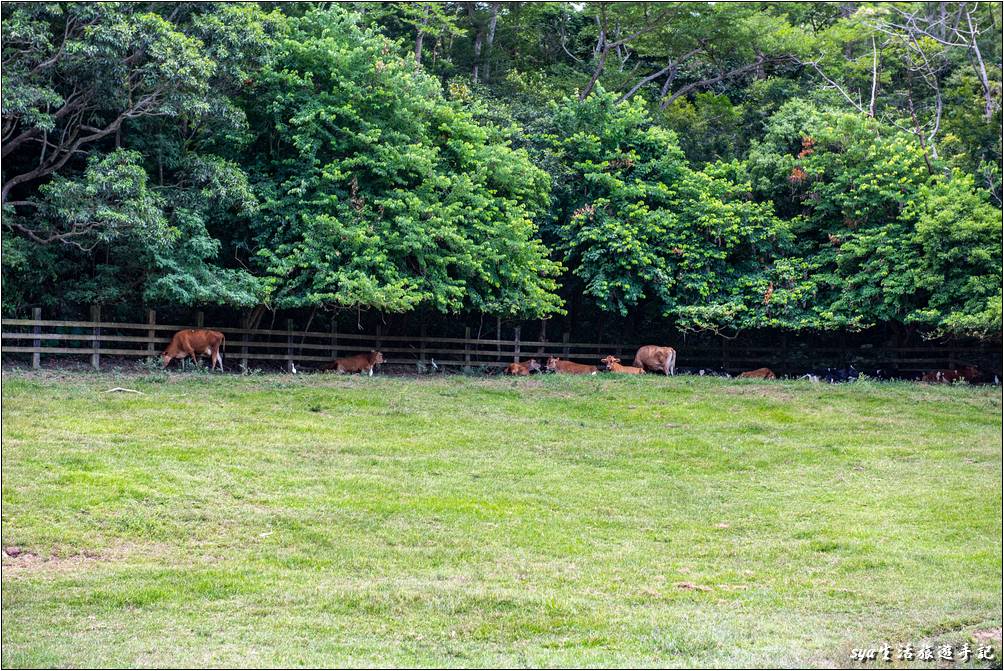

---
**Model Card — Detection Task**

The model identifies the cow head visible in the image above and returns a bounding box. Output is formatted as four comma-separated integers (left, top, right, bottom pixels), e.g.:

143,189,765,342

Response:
370,351,385,365
546,356,560,372
161,344,180,368
600,355,620,370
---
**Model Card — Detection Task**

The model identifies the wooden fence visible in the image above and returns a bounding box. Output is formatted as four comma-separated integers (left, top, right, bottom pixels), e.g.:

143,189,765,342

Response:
1,308,629,372
1,308,997,374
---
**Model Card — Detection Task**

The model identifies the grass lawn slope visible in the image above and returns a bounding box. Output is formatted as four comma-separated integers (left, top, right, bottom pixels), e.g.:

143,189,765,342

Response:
2,372,1001,667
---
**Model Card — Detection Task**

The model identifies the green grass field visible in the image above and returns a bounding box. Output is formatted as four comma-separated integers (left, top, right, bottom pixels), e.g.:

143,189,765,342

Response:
2,371,1001,667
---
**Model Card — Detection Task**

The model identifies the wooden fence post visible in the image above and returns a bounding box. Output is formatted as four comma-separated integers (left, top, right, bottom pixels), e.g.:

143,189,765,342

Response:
538,319,547,354
90,305,101,370
375,323,383,351
464,326,471,371
513,325,521,363
146,309,156,360
32,307,41,369
195,310,204,328
496,316,502,359
562,332,570,358
286,319,295,373
331,319,339,362
240,316,249,373
419,323,427,370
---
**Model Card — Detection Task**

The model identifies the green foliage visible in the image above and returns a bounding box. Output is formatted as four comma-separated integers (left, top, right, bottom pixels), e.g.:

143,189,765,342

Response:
546,90,791,331
248,8,562,318
748,100,1002,335
907,172,1003,338
1,3,271,313
1,2,1000,340
21,150,170,251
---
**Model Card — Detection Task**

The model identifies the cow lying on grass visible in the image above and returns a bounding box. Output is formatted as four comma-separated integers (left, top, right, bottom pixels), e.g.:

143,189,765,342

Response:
322,351,384,376
922,366,980,384
738,367,776,379
546,357,598,375
504,359,541,376
162,329,225,372
600,356,645,374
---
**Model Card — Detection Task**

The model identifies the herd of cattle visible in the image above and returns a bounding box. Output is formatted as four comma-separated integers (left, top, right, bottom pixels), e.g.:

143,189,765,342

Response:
160,328,995,384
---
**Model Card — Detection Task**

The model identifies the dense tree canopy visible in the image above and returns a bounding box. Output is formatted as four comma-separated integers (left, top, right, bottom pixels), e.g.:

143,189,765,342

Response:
2,2,1001,339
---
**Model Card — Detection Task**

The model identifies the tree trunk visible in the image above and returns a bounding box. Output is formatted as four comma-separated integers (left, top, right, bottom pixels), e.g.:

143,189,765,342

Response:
963,6,997,119
415,9,429,64
580,45,609,100
483,3,499,82
868,36,879,117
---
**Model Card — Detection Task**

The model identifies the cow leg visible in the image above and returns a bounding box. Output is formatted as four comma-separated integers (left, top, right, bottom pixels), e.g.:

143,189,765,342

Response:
210,344,222,372
668,350,677,376
368,366,373,377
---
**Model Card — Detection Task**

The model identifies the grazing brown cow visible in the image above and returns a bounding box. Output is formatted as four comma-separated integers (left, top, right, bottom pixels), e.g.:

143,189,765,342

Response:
600,355,645,374
504,359,541,376
162,329,225,371
546,356,598,375
738,367,776,379
322,351,384,376
632,345,677,376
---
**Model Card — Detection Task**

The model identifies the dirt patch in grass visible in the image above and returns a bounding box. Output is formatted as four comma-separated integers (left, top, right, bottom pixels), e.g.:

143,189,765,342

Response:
2,542,172,575
971,627,1002,645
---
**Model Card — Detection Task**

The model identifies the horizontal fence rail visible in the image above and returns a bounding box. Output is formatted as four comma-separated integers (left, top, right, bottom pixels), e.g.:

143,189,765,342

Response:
1,308,998,375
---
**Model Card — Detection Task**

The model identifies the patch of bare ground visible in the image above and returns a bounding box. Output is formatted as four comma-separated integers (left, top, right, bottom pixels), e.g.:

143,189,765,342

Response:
971,627,1002,645
2,542,173,575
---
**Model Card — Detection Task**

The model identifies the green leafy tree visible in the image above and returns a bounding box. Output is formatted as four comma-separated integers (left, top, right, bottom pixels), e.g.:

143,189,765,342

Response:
546,90,791,331
246,8,562,318
748,99,1002,335
1,3,277,314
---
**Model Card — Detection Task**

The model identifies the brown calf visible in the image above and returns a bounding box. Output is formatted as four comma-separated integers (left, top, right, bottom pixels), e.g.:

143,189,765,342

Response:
600,355,645,374
632,345,677,376
162,329,225,371
546,356,598,375
738,367,776,379
504,359,541,376
322,351,384,376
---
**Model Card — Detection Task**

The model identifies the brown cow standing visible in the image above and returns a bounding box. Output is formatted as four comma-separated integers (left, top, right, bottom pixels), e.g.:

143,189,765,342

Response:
546,356,598,375
738,367,776,379
632,345,677,376
162,329,225,371
322,351,384,376
600,355,645,374
504,359,541,376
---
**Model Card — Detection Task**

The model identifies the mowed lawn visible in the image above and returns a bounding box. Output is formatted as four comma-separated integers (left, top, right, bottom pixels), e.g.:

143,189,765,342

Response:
2,371,1001,667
